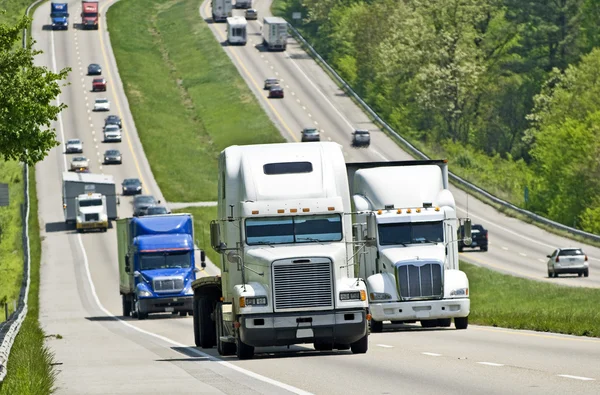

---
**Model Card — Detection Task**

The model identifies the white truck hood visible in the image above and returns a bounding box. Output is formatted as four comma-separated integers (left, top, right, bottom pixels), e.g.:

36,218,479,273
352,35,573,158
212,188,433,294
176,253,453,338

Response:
246,243,346,264
380,244,446,267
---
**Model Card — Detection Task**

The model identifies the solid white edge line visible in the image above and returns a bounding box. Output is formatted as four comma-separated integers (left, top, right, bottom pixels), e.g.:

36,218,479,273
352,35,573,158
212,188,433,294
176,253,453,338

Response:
376,344,394,348
557,374,595,381
477,362,504,367
422,352,442,357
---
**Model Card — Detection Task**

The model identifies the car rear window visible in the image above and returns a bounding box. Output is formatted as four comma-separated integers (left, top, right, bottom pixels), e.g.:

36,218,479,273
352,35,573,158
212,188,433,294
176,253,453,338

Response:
559,249,584,256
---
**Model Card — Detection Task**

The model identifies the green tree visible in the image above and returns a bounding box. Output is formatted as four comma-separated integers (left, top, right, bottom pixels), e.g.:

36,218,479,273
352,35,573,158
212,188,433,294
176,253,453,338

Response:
0,14,69,165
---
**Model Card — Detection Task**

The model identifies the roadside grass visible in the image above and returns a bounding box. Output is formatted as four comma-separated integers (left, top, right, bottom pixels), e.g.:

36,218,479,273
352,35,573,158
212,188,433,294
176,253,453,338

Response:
0,0,32,23
0,168,56,394
107,0,282,203
463,262,600,337
174,206,220,268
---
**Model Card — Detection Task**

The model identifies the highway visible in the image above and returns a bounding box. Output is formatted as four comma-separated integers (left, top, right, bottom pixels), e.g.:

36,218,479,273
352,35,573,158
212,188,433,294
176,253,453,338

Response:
31,0,600,394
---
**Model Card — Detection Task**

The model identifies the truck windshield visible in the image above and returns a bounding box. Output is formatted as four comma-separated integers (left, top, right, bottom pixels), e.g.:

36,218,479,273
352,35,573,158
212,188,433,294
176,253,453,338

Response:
140,251,191,270
378,221,444,246
245,214,342,245
83,12,97,17
79,199,102,207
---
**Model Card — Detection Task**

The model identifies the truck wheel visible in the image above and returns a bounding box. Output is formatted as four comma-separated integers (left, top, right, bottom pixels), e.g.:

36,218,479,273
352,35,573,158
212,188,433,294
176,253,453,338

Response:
122,295,131,317
454,316,468,330
216,304,236,356
197,296,216,348
236,335,255,360
370,319,383,333
458,246,464,252
313,342,333,351
439,318,452,327
179,311,187,317
135,297,148,320
350,334,368,354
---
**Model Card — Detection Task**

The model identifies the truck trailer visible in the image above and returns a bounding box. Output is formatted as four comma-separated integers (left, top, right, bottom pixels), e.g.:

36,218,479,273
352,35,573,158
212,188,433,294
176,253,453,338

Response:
50,2,69,30
262,17,288,51
226,16,247,45
81,0,99,30
347,160,472,331
212,0,232,22
62,172,117,231
192,142,369,360
118,214,201,319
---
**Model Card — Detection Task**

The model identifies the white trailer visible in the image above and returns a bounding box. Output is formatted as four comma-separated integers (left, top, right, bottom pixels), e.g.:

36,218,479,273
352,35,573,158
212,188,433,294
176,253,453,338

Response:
347,160,472,331
192,142,369,360
226,16,247,45
262,16,287,51
211,0,232,22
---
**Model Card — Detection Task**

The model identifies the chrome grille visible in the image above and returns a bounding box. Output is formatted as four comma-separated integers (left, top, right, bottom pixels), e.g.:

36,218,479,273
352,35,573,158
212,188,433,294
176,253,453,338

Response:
396,262,443,300
84,213,99,221
153,277,184,294
273,261,333,311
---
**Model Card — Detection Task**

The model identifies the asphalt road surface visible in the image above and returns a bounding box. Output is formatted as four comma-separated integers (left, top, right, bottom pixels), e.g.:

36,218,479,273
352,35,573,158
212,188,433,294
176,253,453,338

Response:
31,0,600,394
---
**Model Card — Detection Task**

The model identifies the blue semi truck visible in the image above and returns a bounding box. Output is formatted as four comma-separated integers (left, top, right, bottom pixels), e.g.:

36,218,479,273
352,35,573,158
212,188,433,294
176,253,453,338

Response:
117,213,204,319
50,2,69,30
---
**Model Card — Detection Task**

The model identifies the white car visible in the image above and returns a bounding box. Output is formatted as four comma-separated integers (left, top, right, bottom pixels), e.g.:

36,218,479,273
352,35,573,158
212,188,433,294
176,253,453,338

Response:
547,248,589,278
70,156,90,171
103,124,122,142
65,138,83,153
93,98,110,111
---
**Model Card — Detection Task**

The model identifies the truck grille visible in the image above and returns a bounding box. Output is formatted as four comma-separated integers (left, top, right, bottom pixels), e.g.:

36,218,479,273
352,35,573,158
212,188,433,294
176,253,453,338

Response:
84,213,99,221
396,262,443,300
273,260,333,311
153,277,184,294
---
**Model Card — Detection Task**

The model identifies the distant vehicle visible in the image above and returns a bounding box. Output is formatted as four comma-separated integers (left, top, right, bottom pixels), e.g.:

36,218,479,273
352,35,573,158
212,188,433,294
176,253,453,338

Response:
104,114,122,129
459,224,488,252
245,8,258,20
70,156,89,171
268,85,284,98
92,78,107,92
262,16,288,51
50,2,69,30
227,16,247,45
301,128,320,142
133,195,157,217
93,98,110,111
87,63,102,75
62,172,117,231
263,78,280,90
103,149,122,165
103,124,122,142
352,129,371,148
235,0,252,9
212,0,232,22
144,205,170,216
547,248,589,278
81,0,99,30
122,178,142,195
65,138,83,153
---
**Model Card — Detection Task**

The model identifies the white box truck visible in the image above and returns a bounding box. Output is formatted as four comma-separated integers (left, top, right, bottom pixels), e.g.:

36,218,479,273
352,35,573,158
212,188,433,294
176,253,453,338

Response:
62,172,117,232
212,0,232,22
347,160,472,331
192,142,369,359
262,16,287,51
226,16,247,45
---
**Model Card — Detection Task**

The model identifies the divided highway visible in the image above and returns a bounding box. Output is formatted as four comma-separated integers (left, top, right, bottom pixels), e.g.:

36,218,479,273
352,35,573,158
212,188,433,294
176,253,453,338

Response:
30,0,600,394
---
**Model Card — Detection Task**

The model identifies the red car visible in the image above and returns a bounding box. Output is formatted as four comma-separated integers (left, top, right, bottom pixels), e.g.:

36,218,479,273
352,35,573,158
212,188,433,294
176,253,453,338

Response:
92,78,107,92
268,85,284,98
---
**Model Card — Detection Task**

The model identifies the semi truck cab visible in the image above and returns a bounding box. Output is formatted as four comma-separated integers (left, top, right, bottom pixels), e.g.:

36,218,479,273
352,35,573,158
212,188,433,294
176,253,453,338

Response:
76,192,108,232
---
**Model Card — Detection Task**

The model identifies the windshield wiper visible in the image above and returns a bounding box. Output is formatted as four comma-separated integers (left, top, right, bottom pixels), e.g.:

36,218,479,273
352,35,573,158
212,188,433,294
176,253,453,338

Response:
254,241,275,247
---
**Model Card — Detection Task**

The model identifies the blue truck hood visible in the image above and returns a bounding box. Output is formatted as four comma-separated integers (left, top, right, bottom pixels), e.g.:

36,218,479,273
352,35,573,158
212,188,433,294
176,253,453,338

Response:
134,233,193,251
52,17,68,23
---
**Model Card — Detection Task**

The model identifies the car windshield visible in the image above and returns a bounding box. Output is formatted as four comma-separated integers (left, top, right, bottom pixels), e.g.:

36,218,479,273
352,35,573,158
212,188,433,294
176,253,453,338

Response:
245,214,343,245
79,198,102,207
106,150,119,156
67,139,81,144
93,79,103,82
135,196,156,205
105,125,119,131
139,251,191,270
355,130,369,135
559,249,584,256
124,179,140,186
303,129,318,134
73,157,86,161
96,99,108,104
378,221,444,245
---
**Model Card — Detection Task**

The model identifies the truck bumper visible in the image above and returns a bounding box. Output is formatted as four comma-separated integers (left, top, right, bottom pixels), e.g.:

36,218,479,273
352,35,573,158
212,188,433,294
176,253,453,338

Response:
239,309,367,347
138,296,193,314
370,298,470,322
76,221,108,230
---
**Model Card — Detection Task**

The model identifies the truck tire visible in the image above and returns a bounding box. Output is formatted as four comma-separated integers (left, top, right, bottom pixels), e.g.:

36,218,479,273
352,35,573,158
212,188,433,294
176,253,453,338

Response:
454,316,469,330
370,319,383,333
122,295,131,317
197,296,216,348
584,269,589,277
216,304,236,356
135,297,148,320
193,299,201,346
236,335,255,360
350,334,368,354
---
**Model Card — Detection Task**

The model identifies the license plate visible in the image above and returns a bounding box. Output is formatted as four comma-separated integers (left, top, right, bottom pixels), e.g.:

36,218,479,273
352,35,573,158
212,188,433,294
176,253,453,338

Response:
165,307,174,312
296,328,313,338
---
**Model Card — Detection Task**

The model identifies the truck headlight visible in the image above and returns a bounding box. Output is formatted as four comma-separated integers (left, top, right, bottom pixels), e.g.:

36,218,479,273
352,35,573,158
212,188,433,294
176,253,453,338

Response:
340,290,366,301
138,289,152,297
369,292,392,301
239,296,267,307
184,286,194,295
450,288,469,296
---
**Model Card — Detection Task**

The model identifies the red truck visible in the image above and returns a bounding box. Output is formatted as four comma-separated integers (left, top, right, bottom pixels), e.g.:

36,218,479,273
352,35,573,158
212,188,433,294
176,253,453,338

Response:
81,0,99,30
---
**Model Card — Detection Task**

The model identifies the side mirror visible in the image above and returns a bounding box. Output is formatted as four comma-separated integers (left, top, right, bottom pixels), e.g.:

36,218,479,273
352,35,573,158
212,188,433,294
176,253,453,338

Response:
546,255,552,258
365,213,377,245
210,221,224,252
200,250,206,268
133,271,141,278
462,218,472,246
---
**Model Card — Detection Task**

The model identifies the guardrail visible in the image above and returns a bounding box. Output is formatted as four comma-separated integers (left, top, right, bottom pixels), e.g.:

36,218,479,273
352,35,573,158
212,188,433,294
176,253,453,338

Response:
0,0,45,382
286,23,600,244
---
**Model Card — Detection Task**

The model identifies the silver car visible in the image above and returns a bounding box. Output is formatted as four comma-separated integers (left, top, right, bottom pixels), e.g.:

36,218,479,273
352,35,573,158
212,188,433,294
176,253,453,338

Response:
93,98,110,111
547,248,589,278
70,156,90,171
103,124,122,142
65,138,83,153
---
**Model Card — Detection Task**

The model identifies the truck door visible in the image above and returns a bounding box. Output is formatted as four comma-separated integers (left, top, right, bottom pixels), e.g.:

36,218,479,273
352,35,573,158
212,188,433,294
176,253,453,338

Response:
444,222,458,270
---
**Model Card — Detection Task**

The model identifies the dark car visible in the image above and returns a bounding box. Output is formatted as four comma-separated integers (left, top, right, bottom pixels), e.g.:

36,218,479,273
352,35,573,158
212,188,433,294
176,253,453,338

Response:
352,129,371,147
122,178,142,195
87,63,102,75
103,149,122,165
301,128,320,142
459,224,488,252
133,195,157,217
144,205,170,216
92,78,107,92
104,114,122,129
269,85,284,98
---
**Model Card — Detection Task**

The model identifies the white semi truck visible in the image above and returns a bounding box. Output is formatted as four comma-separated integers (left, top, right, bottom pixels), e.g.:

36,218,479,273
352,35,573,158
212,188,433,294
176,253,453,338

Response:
211,0,232,22
226,16,247,45
62,172,117,232
192,142,369,359
262,16,287,51
347,160,472,331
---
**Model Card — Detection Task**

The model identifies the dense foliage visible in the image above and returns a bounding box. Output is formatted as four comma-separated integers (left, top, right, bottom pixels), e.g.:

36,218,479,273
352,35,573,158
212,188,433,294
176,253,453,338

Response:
278,0,600,233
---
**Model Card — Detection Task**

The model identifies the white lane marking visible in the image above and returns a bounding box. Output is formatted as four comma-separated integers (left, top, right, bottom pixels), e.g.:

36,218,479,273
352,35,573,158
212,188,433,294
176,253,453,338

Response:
422,352,441,357
477,362,504,367
328,137,332,141
50,30,67,170
92,130,95,135
275,72,279,76
519,252,527,257
296,99,300,103
558,375,595,381
502,246,509,250
314,121,318,125
376,344,394,348
538,258,546,263
308,113,312,118
291,92,295,96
